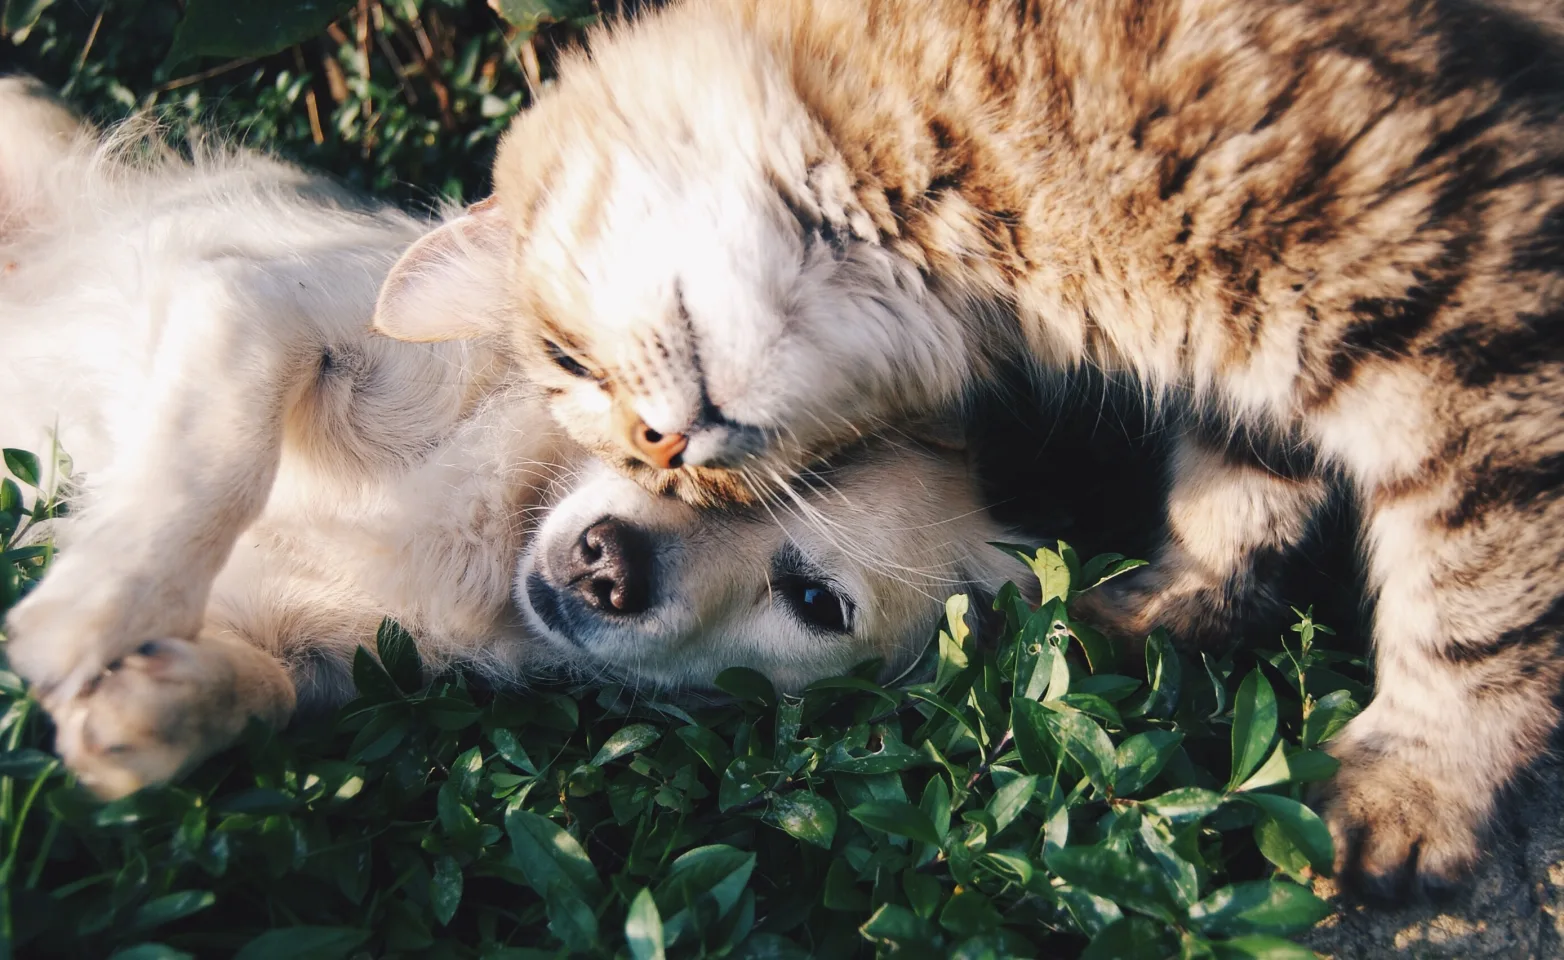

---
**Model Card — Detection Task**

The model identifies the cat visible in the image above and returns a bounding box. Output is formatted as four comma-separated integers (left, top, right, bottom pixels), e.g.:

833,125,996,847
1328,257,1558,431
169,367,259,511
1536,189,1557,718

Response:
0,76,1025,799
372,0,1564,897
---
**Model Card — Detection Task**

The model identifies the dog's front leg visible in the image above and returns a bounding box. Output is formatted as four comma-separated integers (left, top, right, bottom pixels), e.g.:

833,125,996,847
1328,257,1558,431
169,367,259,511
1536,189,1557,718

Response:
5,258,317,785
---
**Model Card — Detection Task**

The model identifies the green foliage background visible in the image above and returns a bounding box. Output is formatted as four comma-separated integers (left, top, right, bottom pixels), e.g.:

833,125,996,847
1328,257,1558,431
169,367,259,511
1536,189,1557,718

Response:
1,2,1369,957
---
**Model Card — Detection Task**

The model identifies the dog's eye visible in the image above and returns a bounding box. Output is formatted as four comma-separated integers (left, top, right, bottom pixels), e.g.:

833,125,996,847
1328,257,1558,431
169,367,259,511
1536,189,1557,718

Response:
544,340,596,380
777,573,852,633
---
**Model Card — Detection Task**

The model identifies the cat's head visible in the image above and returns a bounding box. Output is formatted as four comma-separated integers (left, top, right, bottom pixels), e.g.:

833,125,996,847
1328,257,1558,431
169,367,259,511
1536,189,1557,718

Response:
373,8,977,506
518,438,1030,692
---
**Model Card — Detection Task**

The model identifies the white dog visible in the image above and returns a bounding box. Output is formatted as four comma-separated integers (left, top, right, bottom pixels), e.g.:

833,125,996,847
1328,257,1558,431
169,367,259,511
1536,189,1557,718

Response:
0,77,1026,799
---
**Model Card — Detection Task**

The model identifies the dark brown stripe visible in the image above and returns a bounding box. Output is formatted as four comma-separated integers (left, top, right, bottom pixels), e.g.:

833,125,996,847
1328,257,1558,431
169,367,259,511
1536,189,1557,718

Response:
1442,451,1564,529
1443,592,1564,664
1423,310,1564,388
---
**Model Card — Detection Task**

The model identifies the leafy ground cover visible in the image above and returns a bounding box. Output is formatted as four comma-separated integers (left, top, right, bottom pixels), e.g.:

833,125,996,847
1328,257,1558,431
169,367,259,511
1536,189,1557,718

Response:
1,2,1371,956
0,444,1369,958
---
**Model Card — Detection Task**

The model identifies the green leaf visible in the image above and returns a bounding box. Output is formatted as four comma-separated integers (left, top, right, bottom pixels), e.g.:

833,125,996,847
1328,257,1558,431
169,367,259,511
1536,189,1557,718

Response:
626,887,666,960
489,0,595,36
824,858,869,911
715,667,775,707
165,0,357,69
1125,631,1181,720
545,884,599,953
656,845,756,945
1078,553,1149,593
2,0,56,37
1139,815,1199,907
437,781,482,848
490,728,540,776
1057,885,1125,938
1235,746,1339,793
719,755,772,811
1081,915,1180,960
1243,793,1334,875
1301,690,1360,749
1070,619,1117,674
350,646,404,704
939,888,1002,939
903,870,943,919
859,903,934,946
1047,843,1181,923
805,675,900,709
1044,706,1117,795
676,725,731,773
1143,786,1225,824
848,800,944,847
985,773,1038,835
1075,674,1143,703
430,855,463,926
1114,731,1184,797
766,792,837,849
1012,697,1061,777
2,449,39,488
1228,670,1278,790
375,619,423,692
936,593,973,691
1208,935,1322,960
591,723,661,766
1012,605,1058,701
233,927,370,960
129,891,215,932
1188,880,1332,937
1254,816,1312,885
504,808,604,900
1021,546,1073,604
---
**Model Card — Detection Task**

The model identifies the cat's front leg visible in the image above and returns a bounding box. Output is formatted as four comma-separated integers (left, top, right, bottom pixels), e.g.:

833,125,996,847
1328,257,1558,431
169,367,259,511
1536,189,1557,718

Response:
48,631,295,799
5,260,315,714
1072,429,1328,647
1317,470,1564,898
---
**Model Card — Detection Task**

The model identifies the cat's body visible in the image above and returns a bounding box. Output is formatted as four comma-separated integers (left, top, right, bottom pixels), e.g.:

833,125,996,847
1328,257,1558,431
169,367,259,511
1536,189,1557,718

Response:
0,77,1025,799
377,0,1564,895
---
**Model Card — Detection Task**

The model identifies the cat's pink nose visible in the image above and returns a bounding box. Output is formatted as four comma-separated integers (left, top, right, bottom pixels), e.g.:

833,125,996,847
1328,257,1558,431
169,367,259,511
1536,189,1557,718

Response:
630,421,688,469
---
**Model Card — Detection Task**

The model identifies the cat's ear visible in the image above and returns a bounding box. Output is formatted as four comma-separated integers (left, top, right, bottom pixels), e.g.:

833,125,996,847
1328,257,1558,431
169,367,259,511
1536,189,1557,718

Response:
373,196,513,342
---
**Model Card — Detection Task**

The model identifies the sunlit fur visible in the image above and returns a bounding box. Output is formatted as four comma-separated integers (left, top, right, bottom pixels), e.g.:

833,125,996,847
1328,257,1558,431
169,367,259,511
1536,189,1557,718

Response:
0,77,1026,799
423,0,1564,896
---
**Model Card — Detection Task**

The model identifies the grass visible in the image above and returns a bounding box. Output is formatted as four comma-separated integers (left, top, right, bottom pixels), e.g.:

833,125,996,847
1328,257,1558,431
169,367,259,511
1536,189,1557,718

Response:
0,450,1371,958
1,2,1372,957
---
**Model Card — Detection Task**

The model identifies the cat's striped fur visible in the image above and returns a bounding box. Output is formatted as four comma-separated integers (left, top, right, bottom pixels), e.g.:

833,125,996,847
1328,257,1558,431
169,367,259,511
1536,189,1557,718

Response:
375,0,1564,897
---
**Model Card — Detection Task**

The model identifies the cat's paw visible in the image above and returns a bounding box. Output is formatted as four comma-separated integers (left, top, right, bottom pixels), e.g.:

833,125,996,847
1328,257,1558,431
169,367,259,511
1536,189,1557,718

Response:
1315,736,1488,901
48,637,274,799
1070,567,1235,648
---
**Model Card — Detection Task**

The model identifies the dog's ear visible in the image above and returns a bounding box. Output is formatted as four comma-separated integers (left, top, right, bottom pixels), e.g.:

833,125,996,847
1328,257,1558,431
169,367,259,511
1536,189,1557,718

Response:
373,197,512,342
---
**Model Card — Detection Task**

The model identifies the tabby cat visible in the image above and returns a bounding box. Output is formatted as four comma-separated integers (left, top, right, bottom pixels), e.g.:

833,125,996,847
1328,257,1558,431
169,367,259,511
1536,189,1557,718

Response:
374,0,1564,897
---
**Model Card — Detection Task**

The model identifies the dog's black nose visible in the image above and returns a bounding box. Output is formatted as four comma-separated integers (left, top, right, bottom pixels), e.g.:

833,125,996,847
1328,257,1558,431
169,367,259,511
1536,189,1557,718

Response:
566,518,653,615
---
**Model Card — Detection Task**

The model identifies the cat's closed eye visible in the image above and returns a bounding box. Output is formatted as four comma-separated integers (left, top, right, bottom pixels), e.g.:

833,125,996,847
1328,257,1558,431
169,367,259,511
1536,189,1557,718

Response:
545,340,598,380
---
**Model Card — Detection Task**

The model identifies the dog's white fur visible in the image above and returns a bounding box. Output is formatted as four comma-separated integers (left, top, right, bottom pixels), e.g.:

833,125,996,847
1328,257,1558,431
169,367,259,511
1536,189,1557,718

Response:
0,78,1025,798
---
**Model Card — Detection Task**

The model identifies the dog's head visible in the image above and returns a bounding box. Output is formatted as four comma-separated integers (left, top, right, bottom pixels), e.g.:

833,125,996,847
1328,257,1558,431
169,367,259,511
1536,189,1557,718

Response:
520,438,1030,692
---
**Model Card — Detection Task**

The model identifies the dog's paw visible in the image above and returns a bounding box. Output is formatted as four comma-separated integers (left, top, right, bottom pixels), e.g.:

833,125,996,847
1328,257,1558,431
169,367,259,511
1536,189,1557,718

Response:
48,637,268,799
1315,736,1487,901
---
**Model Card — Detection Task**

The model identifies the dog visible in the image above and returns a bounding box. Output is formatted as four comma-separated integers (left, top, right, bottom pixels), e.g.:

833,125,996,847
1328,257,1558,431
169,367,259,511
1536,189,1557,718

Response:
0,77,1027,799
